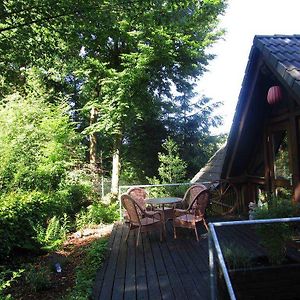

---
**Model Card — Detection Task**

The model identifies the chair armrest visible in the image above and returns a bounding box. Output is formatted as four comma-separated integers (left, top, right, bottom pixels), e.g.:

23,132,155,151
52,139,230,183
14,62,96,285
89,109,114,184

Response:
144,210,162,220
174,208,188,217
175,199,185,209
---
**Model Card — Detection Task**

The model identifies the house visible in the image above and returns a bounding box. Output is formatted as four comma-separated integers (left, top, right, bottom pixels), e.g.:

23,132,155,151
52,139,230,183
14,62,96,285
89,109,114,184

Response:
218,34,300,214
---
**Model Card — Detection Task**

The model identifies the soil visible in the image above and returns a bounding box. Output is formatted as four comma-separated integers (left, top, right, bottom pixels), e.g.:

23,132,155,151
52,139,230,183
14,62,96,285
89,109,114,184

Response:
5,226,113,300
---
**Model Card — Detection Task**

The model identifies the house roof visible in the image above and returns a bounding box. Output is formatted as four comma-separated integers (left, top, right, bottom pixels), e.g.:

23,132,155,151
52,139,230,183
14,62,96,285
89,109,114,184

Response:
221,35,300,179
255,35,300,96
191,144,226,183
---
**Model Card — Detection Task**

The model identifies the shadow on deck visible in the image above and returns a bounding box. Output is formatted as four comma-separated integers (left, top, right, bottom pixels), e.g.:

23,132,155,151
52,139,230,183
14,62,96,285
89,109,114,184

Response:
92,218,262,300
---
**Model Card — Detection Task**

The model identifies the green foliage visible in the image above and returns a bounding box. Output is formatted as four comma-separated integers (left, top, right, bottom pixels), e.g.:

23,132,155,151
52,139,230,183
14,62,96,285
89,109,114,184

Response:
168,93,226,177
0,89,93,258
0,191,52,257
223,243,253,270
0,267,24,299
0,0,227,259
254,196,297,265
0,90,82,192
0,184,92,258
25,264,52,292
34,215,69,251
64,238,108,300
75,202,118,230
146,176,168,198
146,138,188,197
158,137,187,184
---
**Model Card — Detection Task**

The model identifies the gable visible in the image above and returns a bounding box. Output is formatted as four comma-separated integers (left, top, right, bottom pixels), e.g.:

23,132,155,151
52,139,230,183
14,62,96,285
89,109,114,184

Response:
222,35,300,179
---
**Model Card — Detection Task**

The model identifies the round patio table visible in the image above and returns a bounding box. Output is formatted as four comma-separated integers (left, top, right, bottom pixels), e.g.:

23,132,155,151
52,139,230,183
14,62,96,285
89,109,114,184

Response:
146,197,182,222
146,197,182,207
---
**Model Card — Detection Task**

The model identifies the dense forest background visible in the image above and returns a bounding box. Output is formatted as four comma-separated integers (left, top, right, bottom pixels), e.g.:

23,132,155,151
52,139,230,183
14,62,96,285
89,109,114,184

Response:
0,0,227,259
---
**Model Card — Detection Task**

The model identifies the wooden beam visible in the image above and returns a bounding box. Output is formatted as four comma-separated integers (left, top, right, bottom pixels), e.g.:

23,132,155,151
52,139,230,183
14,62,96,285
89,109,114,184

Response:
226,57,263,178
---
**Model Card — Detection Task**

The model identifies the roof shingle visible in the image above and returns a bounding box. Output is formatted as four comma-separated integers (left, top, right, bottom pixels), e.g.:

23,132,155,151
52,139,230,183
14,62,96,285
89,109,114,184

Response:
255,35,300,92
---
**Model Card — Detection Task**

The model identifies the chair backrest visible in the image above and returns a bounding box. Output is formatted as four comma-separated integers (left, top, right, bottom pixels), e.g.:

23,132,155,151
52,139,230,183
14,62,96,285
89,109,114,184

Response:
193,189,209,217
127,187,148,211
121,193,141,225
183,184,207,210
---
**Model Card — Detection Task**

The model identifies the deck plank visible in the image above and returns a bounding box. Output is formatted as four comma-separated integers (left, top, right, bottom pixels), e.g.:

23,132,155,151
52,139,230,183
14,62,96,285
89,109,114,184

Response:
111,223,128,300
92,222,118,300
150,233,175,300
98,222,124,300
124,229,137,300
136,234,148,300
142,232,162,299
93,218,265,300
158,241,187,300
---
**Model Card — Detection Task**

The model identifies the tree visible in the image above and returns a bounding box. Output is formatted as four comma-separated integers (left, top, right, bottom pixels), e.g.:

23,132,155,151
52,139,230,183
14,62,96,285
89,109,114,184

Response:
74,0,227,193
166,92,224,177
0,0,228,194
158,137,187,184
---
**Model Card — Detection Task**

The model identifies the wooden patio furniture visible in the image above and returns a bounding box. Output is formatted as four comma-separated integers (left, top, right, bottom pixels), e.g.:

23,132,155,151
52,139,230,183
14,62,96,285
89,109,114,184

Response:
173,188,209,241
121,193,163,246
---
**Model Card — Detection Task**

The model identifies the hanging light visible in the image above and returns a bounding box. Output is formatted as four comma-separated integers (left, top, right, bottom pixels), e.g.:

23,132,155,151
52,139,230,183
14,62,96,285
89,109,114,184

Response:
267,85,282,105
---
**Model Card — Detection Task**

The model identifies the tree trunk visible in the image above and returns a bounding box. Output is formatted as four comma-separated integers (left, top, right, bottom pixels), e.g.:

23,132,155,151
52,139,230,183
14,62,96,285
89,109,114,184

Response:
89,107,98,179
111,135,122,196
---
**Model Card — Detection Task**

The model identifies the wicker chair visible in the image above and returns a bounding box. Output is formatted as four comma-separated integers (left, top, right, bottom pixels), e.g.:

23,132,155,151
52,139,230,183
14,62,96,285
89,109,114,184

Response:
127,187,148,212
173,188,209,241
176,184,207,212
121,193,163,246
125,187,159,220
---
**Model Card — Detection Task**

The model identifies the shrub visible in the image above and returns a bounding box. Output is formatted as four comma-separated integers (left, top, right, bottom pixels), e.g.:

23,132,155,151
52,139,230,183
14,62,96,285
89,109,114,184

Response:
75,202,118,230
254,196,297,265
0,191,53,257
34,215,70,251
25,264,52,292
0,267,24,299
223,243,253,269
0,91,92,258
0,185,91,259
0,93,83,193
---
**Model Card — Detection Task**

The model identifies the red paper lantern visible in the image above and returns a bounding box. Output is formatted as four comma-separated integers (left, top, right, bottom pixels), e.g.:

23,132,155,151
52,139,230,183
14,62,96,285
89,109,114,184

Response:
267,85,282,105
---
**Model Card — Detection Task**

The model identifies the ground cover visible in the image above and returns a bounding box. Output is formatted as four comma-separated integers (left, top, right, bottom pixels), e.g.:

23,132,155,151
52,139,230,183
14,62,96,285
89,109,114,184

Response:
2,225,113,300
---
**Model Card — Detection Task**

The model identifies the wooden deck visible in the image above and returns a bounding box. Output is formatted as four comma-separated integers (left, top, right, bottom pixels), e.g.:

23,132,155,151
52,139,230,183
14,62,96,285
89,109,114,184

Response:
92,219,265,300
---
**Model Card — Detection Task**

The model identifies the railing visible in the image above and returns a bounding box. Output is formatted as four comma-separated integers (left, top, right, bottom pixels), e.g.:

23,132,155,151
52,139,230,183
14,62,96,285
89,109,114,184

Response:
208,217,300,300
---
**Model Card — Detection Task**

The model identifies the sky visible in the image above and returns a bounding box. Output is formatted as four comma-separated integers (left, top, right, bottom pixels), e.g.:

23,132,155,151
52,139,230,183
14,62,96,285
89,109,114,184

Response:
197,0,300,135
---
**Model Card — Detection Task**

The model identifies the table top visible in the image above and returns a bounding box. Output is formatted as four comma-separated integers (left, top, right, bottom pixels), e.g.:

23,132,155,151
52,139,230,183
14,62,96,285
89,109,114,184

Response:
146,197,182,205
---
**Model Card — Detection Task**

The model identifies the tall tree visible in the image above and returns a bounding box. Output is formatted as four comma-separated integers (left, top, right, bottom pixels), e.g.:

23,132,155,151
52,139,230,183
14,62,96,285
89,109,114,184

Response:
1,0,227,194
167,92,223,177
74,0,227,193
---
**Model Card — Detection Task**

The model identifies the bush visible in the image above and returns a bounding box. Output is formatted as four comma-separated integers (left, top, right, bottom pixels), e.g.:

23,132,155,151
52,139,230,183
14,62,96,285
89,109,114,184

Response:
223,243,253,269
0,184,91,259
0,191,53,257
0,267,24,299
34,215,69,251
75,202,118,230
25,264,52,292
0,92,93,259
254,196,297,265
